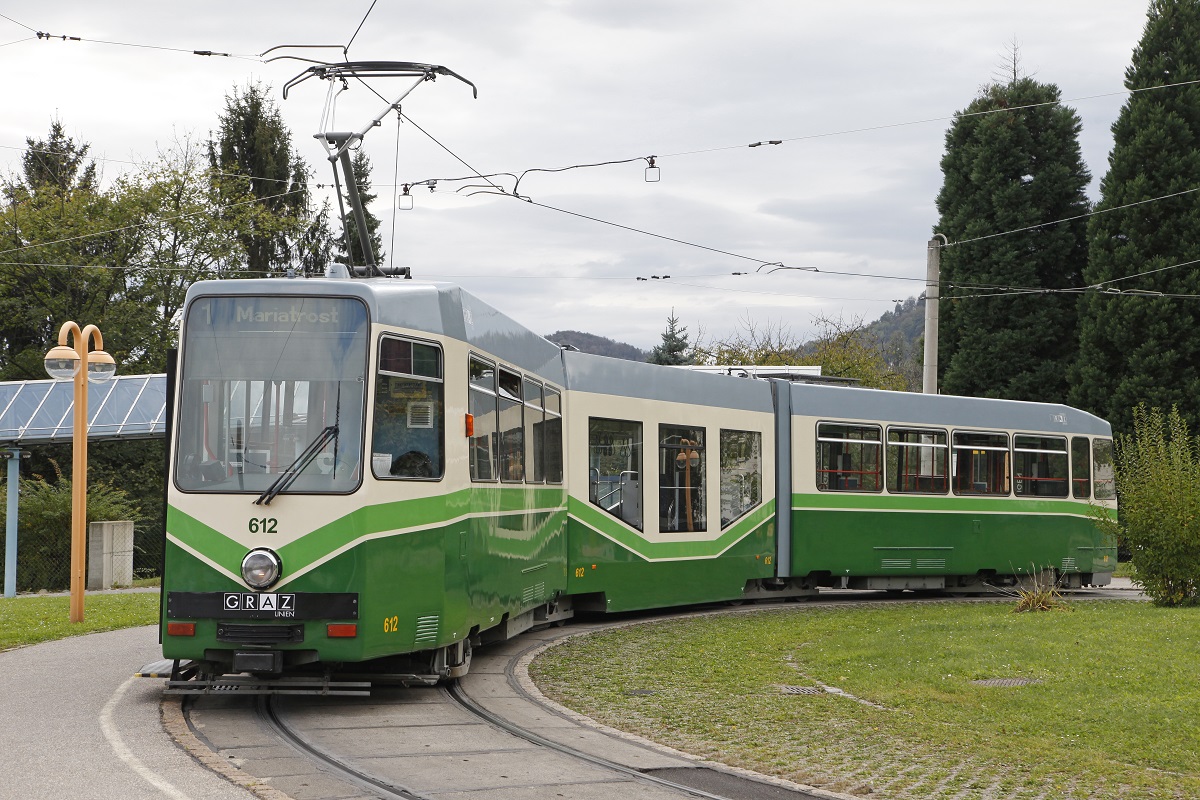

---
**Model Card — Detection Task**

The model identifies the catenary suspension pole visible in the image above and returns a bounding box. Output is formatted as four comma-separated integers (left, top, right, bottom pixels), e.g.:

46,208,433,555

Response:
922,234,947,394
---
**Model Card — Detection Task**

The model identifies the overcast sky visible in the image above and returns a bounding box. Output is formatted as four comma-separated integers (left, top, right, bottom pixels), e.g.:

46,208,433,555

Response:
0,1,1152,350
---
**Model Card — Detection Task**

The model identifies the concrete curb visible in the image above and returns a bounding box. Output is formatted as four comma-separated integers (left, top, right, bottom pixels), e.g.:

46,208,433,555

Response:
160,698,294,800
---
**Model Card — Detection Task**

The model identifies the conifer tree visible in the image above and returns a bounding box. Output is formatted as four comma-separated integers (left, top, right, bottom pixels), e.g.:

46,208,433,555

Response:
934,62,1090,402
208,82,326,275
4,120,97,200
648,311,691,365
1072,0,1200,433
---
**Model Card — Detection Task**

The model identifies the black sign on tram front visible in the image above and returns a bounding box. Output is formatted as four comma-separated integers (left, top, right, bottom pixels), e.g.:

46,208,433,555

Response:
167,591,359,620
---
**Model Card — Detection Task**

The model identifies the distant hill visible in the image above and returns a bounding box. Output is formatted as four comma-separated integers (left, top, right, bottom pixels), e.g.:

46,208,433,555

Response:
545,330,648,362
544,299,925,373
868,294,925,349
866,294,925,390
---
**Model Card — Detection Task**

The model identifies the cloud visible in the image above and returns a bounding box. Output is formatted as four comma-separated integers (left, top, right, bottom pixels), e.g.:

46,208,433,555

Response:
0,0,1151,350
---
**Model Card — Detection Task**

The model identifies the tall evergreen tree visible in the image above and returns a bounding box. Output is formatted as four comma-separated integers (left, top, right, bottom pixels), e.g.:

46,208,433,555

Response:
208,82,325,275
648,311,691,365
4,120,97,201
934,67,1091,403
1072,0,1200,433
333,150,384,267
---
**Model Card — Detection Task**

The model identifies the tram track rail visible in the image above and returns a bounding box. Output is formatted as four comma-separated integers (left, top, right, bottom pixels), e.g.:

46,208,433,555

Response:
256,696,426,800
174,588,1138,800
443,677,802,800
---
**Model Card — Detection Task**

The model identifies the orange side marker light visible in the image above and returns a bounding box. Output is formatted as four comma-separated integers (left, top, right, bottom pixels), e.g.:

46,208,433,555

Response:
167,622,196,637
465,413,475,437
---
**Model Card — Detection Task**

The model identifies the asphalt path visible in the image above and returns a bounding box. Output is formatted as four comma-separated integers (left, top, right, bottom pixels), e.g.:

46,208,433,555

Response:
0,625,253,800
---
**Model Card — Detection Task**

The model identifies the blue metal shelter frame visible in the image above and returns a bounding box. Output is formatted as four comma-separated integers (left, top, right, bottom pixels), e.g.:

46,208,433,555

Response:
0,374,167,597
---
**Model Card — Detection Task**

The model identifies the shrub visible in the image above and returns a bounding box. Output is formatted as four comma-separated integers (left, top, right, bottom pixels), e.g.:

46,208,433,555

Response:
0,462,144,592
1012,571,1071,613
1098,405,1200,606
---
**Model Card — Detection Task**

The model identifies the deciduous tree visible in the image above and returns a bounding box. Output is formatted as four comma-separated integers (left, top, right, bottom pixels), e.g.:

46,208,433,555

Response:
0,122,143,381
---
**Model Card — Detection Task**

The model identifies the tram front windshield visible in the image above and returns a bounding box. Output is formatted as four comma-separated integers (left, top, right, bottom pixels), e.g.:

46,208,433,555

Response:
175,296,369,494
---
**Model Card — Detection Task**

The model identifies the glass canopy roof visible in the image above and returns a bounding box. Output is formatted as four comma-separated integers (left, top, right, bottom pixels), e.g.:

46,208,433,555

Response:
0,374,167,445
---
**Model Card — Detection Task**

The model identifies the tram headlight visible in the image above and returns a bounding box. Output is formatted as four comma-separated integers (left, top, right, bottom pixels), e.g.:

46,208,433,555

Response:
241,548,282,589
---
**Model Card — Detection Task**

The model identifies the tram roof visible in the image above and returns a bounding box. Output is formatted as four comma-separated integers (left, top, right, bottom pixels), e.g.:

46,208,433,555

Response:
788,382,1112,437
183,277,567,384
0,374,167,445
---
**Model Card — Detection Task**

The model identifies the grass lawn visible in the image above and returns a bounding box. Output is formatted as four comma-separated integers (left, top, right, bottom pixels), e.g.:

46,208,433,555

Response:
0,592,160,651
531,600,1199,800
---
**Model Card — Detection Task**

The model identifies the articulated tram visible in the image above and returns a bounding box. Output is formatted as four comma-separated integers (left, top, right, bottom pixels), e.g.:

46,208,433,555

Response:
161,276,1117,687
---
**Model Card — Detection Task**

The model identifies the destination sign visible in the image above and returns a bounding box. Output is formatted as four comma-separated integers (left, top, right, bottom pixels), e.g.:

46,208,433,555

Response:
187,296,365,331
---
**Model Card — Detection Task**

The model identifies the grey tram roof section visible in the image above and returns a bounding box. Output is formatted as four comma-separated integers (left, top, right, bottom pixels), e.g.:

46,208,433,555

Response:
0,374,167,446
0,276,1111,446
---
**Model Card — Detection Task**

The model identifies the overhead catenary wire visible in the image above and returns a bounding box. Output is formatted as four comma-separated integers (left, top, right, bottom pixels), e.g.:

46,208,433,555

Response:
0,13,35,32
943,255,1200,300
2,53,1196,267
389,115,1196,298
4,111,1190,298
3,31,1197,301
0,11,255,59
7,9,1200,197
344,0,378,56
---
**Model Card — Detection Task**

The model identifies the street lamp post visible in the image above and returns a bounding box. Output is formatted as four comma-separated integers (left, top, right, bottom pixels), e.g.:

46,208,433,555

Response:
44,322,116,623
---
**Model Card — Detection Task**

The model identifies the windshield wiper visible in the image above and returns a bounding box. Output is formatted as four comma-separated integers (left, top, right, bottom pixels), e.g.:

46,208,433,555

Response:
254,425,339,506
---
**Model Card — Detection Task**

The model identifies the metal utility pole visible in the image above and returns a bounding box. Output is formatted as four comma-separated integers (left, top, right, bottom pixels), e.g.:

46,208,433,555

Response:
922,235,947,394
4,448,23,598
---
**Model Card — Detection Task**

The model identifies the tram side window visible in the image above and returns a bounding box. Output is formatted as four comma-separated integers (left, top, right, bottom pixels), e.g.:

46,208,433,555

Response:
817,423,882,492
1071,436,1092,499
589,418,642,530
523,378,545,483
720,429,762,527
497,368,524,482
468,357,498,481
1013,435,1068,497
952,431,1010,495
886,427,947,494
660,425,707,532
1093,438,1116,500
371,337,444,479
544,388,563,484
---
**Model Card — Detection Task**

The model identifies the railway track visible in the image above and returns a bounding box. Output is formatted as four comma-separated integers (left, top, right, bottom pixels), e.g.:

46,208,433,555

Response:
239,670,812,800
253,695,423,800
178,611,824,799
177,589,1136,800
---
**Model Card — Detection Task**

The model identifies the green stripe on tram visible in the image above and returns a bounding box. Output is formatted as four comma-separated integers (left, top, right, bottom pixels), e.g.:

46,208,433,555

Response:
567,496,775,560
168,484,570,574
166,508,247,569
793,492,1116,518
